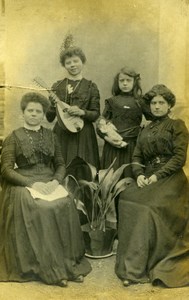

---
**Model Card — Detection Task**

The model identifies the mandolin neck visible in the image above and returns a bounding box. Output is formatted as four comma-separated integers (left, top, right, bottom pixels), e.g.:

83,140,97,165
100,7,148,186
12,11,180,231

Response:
33,78,70,109
49,90,69,109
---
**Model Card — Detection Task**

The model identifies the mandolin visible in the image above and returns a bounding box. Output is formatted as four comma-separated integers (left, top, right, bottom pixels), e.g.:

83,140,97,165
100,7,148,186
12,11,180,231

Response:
33,77,84,133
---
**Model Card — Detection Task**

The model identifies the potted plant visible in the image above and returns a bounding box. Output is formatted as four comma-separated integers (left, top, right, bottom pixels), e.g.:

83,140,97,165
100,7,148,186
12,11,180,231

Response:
65,156,137,258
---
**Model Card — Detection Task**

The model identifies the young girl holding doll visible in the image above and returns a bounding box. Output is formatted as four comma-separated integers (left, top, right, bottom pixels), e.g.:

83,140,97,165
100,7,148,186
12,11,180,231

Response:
97,66,151,177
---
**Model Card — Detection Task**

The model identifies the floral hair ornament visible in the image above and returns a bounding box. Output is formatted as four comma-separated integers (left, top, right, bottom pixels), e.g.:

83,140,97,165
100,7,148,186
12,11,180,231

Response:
60,33,75,52
59,34,86,66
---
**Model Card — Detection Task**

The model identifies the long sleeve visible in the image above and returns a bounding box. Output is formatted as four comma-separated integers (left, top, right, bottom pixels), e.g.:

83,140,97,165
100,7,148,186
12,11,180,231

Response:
1,135,35,187
154,119,189,179
132,131,146,178
132,119,189,180
102,99,113,120
46,104,56,123
82,82,100,122
52,134,66,183
1,130,67,186
46,82,59,123
96,99,112,139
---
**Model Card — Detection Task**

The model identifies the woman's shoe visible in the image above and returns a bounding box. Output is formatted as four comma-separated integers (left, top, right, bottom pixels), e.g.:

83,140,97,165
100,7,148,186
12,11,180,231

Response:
122,279,136,287
58,279,68,287
74,275,84,283
123,279,130,287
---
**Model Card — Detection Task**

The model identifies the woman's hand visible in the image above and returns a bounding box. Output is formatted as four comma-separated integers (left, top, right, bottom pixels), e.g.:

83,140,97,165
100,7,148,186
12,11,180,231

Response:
32,180,59,194
67,106,85,116
137,175,149,188
32,182,52,194
137,174,158,188
46,180,59,192
148,174,158,185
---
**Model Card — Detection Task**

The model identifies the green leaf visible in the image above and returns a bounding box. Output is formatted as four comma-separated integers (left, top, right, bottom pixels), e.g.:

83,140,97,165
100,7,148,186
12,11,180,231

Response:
63,174,80,198
98,168,114,201
67,157,144,231
96,195,103,210
102,178,134,217
98,157,117,184
74,198,89,217
105,220,117,230
101,193,113,217
78,180,98,209
112,177,134,199
100,163,131,207
66,156,97,181
105,199,117,224
79,180,98,190
108,163,131,193
107,162,144,195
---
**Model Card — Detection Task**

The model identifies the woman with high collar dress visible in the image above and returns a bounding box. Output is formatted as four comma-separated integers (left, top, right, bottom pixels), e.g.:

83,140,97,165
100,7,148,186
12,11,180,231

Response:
115,84,189,288
46,36,100,169
0,92,91,287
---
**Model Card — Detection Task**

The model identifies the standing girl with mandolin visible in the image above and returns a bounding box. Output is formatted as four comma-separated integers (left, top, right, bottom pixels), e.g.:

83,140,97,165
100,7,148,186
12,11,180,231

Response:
46,35,100,169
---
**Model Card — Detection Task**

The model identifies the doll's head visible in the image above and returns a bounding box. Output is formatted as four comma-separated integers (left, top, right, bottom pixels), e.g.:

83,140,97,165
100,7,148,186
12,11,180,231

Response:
111,66,142,98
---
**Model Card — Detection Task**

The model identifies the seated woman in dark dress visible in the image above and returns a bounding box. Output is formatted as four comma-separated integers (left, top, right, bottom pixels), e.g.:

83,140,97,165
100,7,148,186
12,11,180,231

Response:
115,84,189,287
0,92,91,287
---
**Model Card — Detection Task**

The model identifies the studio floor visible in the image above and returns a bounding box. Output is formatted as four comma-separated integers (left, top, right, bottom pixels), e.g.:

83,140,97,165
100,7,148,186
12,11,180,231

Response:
0,255,189,300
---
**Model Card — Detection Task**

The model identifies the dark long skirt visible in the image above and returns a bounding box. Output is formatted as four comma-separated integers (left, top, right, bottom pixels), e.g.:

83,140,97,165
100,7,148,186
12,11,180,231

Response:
151,218,189,287
115,169,189,286
0,170,91,285
101,138,136,177
54,121,100,169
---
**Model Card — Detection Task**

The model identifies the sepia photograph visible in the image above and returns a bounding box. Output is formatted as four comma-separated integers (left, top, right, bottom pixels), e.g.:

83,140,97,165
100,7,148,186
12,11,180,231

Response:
0,0,189,299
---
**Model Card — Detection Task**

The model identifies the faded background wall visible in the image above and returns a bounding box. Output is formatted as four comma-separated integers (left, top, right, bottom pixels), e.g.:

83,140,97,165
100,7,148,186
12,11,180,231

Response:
4,0,159,133
2,0,189,172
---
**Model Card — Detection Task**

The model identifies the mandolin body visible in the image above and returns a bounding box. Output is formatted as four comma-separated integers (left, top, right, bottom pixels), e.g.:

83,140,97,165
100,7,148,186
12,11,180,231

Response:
56,102,84,133
33,77,84,133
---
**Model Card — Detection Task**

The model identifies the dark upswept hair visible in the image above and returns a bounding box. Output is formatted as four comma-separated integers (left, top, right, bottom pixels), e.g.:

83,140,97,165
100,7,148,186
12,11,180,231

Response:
143,84,176,108
111,66,142,98
60,46,87,67
20,92,50,113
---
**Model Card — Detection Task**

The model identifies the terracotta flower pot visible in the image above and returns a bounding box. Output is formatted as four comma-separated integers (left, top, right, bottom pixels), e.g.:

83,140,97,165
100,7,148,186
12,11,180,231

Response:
83,228,117,258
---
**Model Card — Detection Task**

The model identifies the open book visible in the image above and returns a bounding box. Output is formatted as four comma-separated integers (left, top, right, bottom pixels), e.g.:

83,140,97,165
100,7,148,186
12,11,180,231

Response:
26,185,68,201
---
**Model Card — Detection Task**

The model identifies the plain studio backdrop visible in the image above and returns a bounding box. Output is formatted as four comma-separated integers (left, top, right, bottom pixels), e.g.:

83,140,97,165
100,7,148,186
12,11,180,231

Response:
1,0,189,175
0,2,189,299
